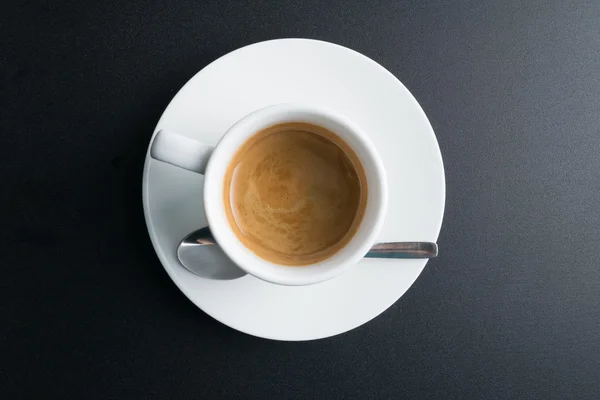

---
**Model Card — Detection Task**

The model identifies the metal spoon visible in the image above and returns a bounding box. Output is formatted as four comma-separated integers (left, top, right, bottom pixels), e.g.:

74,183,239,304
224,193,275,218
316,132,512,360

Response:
177,227,438,278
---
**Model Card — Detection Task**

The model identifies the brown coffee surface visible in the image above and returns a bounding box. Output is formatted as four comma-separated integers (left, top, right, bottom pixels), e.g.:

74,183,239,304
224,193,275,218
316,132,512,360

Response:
223,123,367,266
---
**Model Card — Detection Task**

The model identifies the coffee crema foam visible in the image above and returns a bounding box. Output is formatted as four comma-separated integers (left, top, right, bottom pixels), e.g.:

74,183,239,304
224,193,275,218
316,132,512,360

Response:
223,123,367,266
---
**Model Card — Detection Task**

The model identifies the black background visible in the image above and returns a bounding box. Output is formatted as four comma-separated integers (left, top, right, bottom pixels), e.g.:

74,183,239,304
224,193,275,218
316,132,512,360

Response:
2,0,600,398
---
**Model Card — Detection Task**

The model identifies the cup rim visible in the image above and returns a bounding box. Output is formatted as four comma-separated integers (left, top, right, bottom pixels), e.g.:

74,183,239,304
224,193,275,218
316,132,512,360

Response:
204,103,388,285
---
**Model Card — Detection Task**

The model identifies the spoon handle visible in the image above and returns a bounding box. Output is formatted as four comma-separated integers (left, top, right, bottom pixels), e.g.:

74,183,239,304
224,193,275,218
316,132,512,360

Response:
190,227,437,259
366,242,438,259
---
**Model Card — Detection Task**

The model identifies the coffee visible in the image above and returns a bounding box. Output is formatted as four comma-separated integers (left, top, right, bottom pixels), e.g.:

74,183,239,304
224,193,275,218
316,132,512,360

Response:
223,122,367,266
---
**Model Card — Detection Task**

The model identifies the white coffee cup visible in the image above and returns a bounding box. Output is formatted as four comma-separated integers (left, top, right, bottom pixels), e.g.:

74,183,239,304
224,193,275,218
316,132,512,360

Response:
150,103,387,286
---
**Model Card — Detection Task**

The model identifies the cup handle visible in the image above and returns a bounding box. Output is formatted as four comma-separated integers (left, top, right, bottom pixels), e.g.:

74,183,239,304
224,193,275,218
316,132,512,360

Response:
150,130,214,174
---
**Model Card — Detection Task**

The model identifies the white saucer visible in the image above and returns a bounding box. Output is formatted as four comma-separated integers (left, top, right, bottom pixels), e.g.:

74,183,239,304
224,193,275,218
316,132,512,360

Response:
142,39,445,341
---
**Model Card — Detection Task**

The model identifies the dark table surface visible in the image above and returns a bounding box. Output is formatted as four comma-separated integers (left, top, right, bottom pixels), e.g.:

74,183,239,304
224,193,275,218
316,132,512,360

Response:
3,0,600,398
